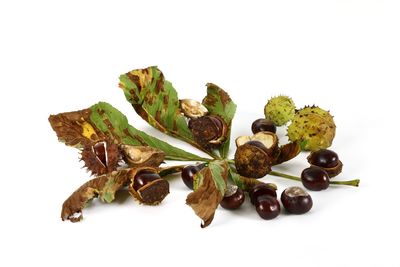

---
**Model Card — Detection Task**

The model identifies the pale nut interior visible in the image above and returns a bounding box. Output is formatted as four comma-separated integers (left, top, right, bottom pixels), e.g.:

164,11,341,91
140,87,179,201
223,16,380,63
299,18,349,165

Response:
120,145,155,164
252,132,277,149
284,186,309,197
235,132,277,149
179,99,209,119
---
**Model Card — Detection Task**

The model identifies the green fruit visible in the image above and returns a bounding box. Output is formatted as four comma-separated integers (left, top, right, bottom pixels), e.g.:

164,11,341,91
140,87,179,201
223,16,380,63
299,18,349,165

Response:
287,106,336,151
264,96,295,126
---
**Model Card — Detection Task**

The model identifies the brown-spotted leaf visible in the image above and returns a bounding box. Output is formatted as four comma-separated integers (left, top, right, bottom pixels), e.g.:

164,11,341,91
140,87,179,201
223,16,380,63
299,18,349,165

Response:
49,102,207,162
119,67,194,144
272,142,301,165
61,169,131,222
186,160,228,228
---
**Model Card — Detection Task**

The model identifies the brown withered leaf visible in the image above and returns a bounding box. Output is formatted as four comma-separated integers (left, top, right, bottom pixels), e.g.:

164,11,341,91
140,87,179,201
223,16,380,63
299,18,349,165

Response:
186,160,228,228
61,169,131,222
272,142,301,165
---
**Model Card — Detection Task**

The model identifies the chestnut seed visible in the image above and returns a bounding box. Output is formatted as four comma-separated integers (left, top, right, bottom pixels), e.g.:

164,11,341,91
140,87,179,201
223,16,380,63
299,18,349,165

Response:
255,195,280,220
249,184,277,205
251,118,277,134
92,141,107,167
220,185,245,210
245,140,270,155
301,166,330,191
181,164,206,190
133,170,161,191
308,149,339,168
281,186,313,214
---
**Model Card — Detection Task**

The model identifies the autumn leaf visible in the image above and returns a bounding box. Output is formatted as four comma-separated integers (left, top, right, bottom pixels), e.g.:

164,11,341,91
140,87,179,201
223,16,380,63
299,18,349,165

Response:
119,67,195,145
186,160,228,228
61,169,131,222
49,102,209,162
202,83,237,158
119,67,236,159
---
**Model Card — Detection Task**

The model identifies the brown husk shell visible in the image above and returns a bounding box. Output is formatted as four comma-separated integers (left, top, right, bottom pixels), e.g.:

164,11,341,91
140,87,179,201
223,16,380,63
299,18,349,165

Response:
272,142,301,165
234,143,272,178
188,115,227,149
120,145,165,168
80,139,120,176
309,160,343,177
128,167,170,205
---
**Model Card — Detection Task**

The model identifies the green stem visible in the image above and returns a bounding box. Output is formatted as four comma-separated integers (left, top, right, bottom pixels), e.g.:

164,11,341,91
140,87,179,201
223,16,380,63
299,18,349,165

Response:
165,156,212,162
269,171,360,187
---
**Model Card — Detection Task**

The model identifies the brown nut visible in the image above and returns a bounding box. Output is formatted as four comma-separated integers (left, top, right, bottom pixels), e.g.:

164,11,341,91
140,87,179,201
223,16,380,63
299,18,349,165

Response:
307,149,343,177
188,115,227,148
179,99,209,119
234,141,272,178
128,167,169,205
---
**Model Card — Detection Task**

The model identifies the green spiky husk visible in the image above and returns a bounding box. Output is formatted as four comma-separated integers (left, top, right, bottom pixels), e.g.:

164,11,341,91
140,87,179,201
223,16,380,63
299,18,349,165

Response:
264,96,295,126
287,106,336,151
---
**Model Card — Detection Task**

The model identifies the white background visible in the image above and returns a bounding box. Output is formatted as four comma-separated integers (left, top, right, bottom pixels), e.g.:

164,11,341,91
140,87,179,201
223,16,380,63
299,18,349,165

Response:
1,0,399,266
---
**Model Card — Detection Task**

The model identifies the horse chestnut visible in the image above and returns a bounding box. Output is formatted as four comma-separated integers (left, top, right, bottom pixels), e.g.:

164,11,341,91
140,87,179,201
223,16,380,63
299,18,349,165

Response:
181,164,206,190
307,149,343,177
255,195,280,220
220,185,245,210
301,166,330,191
249,184,277,205
251,118,277,134
281,186,313,214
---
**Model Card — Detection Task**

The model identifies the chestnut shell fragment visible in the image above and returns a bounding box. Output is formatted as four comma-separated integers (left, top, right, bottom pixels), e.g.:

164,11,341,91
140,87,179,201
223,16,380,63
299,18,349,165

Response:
188,115,227,149
234,142,272,178
129,167,170,205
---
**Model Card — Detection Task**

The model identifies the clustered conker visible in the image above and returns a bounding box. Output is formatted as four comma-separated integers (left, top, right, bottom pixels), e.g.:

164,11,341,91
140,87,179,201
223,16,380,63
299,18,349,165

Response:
220,185,245,210
281,187,313,214
249,184,280,220
251,118,277,134
301,166,330,191
307,149,343,177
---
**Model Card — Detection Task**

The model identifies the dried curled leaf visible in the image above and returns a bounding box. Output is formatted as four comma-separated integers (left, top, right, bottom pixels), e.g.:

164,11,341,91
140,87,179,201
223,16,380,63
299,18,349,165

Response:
49,102,207,162
61,169,131,222
120,145,165,168
186,160,228,228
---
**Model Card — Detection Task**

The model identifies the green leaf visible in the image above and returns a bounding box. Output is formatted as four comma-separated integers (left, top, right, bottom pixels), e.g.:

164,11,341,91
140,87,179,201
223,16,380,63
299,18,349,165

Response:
49,102,208,162
202,83,237,158
119,66,195,144
186,160,228,228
